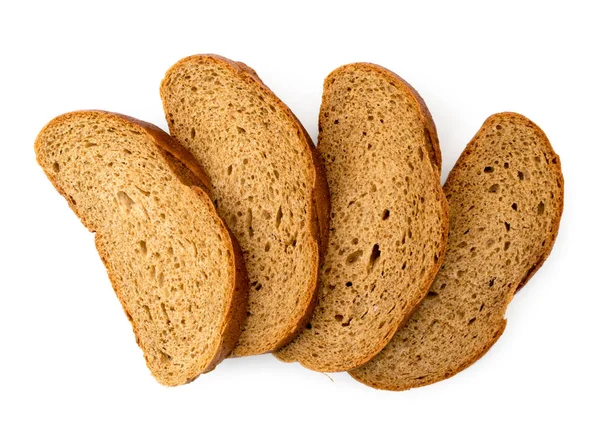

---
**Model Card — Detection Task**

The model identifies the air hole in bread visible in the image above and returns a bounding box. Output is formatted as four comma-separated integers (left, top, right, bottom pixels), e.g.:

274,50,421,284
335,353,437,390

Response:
504,241,511,251
142,305,152,321
346,250,363,265
504,222,511,231
518,171,524,180
345,281,353,287
236,126,246,134
138,241,147,255
275,206,283,228
427,291,438,298
484,166,494,173
246,208,254,237
342,318,352,327
367,244,381,273
504,162,509,168
123,149,132,155
135,186,151,197
52,162,60,172
334,314,343,322
382,209,390,220
537,202,545,215
468,317,476,325
488,184,499,193
117,191,134,212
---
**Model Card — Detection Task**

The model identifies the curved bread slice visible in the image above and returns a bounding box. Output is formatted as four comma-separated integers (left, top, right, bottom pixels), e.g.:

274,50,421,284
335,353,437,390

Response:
35,111,248,386
161,55,329,356
351,112,564,390
275,63,449,371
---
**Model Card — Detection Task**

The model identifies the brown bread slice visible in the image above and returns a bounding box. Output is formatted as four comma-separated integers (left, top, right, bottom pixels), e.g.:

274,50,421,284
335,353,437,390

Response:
35,111,248,386
275,63,449,371
350,112,564,390
160,55,329,356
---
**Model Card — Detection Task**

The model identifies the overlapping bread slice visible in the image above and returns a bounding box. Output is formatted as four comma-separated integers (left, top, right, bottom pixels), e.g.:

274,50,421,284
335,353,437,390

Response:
35,111,248,386
275,63,449,371
350,112,564,390
160,55,329,356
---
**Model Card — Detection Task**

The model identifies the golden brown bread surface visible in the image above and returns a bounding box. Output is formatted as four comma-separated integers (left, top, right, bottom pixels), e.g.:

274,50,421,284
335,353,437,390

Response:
350,112,564,390
35,111,248,386
161,55,329,356
275,63,448,371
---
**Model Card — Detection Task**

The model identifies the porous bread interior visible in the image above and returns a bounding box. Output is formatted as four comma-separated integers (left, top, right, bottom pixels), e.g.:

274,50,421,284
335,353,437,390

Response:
35,112,237,386
350,113,564,390
276,64,447,371
161,56,319,355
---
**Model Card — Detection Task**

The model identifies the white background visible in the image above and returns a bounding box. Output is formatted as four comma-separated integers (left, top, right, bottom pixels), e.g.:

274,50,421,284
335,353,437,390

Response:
1,1,598,419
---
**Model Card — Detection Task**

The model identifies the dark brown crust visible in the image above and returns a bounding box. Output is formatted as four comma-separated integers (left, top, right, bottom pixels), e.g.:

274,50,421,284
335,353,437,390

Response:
351,320,507,391
34,110,248,385
277,63,448,371
161,55,330,354
196,215,250,373
350,112,564,390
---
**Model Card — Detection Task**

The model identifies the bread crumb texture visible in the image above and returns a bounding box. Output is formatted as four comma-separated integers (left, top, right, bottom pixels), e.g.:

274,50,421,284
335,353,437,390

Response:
35,111,246,386
276,63,448,372
161,55,323,356
350,112,564,390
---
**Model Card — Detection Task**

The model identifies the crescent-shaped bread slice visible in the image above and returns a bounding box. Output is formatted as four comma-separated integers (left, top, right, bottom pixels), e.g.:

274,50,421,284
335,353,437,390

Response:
161,55,329,356
35,111,248,386
276,63,448,371
350,112,564,390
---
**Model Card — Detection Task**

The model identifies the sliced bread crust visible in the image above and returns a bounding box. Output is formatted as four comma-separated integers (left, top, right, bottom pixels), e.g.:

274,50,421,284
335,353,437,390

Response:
35,111,248,386
161,55,329,356
275,63,448,371
350,112,564,390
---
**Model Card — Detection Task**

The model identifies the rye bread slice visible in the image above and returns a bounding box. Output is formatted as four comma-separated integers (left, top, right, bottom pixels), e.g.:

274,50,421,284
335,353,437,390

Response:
350,112,564,390
160,55,329,356
35,111,248,386
275,63,449,372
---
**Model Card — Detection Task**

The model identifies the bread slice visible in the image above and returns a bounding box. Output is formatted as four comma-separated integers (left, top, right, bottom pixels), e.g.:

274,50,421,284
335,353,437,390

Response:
275,63,449,372
160,55,329,356
35,111,248,386
350,112,564,390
